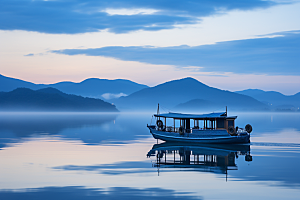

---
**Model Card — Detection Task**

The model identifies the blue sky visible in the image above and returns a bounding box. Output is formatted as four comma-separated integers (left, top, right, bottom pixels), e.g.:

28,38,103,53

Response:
0,0,300,94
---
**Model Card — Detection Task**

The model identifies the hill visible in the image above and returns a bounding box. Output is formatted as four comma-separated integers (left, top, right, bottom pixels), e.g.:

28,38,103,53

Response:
0,74,148,99
235,89,266,97
113,77,268,111
174,99,218,112
0,87,118,112
236,89,300,110
46,78,148,99
0,74,38,91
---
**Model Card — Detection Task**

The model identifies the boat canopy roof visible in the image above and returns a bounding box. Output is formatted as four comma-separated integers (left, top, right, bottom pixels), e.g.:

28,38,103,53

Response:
154,112,237,120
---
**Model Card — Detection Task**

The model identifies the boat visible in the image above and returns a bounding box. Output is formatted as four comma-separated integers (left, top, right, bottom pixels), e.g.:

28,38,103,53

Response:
147,105,252,144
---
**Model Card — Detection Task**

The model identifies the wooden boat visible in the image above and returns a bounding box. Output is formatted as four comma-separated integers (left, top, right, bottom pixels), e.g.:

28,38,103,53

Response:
147,105,252,144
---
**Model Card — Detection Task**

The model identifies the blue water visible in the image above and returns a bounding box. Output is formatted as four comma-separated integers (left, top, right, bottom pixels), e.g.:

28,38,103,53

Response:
0,112,299,199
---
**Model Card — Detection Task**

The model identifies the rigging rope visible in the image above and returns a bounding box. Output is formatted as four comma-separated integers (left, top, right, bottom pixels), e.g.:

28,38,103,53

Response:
160,105,173,113
150,115,154,125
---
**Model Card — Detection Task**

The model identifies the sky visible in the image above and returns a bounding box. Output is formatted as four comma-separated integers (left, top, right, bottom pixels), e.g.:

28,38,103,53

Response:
0,0,300,95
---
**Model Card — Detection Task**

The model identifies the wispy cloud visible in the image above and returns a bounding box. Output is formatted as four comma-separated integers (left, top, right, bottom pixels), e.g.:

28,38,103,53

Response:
0,0,281,34
101,93,127,100
52,31,300,75
24,53,34,56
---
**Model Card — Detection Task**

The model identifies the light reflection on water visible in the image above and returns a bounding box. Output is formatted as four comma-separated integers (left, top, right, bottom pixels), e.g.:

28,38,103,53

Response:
0,112,299,199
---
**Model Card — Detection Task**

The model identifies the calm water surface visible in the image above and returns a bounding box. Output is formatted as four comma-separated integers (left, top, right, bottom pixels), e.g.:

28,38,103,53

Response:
0,112,299,200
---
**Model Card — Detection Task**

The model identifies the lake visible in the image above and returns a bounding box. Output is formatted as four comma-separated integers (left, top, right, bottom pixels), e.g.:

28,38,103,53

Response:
0,112,299,199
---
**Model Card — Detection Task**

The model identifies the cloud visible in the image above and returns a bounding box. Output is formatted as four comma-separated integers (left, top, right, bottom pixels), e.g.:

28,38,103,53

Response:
24,53,34,56
101,93,127,100
52,31,300,75
0,0,280,34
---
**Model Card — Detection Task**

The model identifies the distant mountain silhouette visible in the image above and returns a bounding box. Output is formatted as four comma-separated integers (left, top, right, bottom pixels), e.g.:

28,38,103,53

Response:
174,99,219,112
113,77,268,111
0,74,38,91
0,87,118,112
236,89,300,110
47,78,148,99
235,89,266,97
0,74,148,99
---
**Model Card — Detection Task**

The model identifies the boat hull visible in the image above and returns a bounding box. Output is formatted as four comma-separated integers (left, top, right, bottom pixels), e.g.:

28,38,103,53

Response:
149,128,250,144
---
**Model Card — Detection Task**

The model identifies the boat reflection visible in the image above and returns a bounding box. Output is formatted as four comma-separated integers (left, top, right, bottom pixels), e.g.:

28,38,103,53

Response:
147,142,252,177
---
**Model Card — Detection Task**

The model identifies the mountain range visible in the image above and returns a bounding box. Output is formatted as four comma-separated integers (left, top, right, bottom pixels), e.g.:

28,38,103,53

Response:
0,74,148,99
236,89,300,110
112,77,268,111
1,74,299,112
0,87,118,112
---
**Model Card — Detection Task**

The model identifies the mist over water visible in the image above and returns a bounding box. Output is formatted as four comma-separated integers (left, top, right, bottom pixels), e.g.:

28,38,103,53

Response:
0,111,299,199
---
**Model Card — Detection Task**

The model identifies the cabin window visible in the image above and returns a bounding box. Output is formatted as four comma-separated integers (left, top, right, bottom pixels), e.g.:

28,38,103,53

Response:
216,119,224,128
228,120,234,127
207,120,213,129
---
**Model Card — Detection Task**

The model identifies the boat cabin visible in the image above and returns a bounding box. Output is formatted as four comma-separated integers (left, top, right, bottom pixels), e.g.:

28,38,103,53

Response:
154,112,237,134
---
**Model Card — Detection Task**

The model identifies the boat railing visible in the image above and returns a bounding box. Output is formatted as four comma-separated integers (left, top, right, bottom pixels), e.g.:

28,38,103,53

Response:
152,126,228,134
173,128,198,133
186,129,192,133
166,126,175,132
